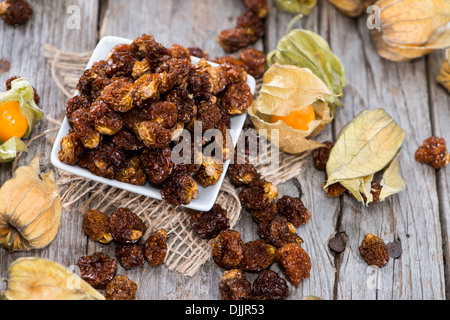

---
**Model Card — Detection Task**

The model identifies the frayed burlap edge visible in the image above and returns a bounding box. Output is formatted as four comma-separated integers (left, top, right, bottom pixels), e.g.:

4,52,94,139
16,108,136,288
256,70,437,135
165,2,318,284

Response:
45,45,310,277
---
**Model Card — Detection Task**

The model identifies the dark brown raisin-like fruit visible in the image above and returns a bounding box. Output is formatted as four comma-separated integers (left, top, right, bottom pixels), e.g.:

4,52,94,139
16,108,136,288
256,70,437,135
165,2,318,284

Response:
78,149,115,179
219,81,253,115
109,207,147,244
243,0,268,18
111,129,144,151
58,130,84,166
251,270,289,300
323,175,347,198
144,229,168,267
312,141,334,171
76,60,109,98
115,156,147,186
276,243,311,286
214,56,248,84
133,121,172,149
6,76,40,104
140,148,174,185
188,68,212,100
239,179,278,211
71,108,101,150
161,173,199,206
258,215,303,248
251,201,278,224
241,240,276,273
131,73,161,107
145,36,172,69
188,47,209,60
195,156,224,187
165,88,197,124
115,243,145,270
415,136,450,169
190,204,230,240
83,209,113,244
66,94,91,125
170,44,191,60
277,195,311,228
131,34,157,60
105,275,138,300
148,101,178,129
132,59,151,79
219,269,252,300
217,28,250,53
359,233,390,268
236,11,265,44
211,229,244,269
123,108,151,130
77,252,117,289
156,58,192,92
227,163,261,187
101,79,134,113
239,47,266,78
105,45,138,78
89,98,124,135
0,0,33,26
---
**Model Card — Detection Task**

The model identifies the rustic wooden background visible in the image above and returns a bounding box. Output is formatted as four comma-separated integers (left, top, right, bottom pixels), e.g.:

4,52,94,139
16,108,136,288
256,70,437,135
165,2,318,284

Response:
1,0,449,300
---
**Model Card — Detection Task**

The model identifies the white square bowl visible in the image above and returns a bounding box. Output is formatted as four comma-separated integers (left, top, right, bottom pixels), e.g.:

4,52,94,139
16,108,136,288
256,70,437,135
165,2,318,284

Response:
51,36,256,212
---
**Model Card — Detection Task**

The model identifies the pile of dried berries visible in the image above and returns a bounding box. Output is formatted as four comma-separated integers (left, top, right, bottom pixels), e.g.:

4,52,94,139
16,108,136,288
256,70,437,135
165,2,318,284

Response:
189,126,313,300
79,207,168,300
59,34,255,207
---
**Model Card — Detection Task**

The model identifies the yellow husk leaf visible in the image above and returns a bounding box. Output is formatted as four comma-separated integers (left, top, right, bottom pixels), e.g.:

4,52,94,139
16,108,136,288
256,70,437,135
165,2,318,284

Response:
248,64,334,154
379,152,406,201
0,156,61,252
328,0,375,17
371,0,450,61
437,48,450,92
2,257,105,300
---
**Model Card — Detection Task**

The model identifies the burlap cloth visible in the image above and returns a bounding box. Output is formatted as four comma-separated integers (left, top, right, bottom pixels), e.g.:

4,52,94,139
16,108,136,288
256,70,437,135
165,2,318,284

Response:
44,45,310,277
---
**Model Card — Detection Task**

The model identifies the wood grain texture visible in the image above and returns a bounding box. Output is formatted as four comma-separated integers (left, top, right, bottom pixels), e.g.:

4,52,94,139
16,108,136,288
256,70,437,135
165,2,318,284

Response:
0,0,448,300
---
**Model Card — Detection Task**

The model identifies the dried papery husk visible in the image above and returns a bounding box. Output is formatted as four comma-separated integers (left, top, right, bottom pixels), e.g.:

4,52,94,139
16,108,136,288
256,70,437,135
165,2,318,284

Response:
2,257,105,300
0,156,61,252
437,48,450,92
274,0,317,15
328,0,375,17
371,0,450,61
248,64,334,154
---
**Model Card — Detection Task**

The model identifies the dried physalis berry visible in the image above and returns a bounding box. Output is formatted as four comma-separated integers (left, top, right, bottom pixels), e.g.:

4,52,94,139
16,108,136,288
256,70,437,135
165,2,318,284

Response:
251,270,289,300
144,229,168,267
312,141,334,171
109,208,147,244
241,239,276,273
277,195,311,228
0,0,33,26
77,252,117,289
211,229,244,269
83,209,113,244
415,136,450,169
275,243,311,286
190,204,230,240
359,233,390,268
105,275,138,300
115,243,145,270
219,269,252,300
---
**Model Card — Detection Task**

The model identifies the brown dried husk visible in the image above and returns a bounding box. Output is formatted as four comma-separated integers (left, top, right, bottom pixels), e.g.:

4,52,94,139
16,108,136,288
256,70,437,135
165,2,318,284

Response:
328,0,375,17
437,48,450,92
0,156,61,252
371,0,450,61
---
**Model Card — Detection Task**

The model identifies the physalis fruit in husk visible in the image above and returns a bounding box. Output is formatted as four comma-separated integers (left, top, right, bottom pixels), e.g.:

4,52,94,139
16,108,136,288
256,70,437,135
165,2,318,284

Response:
0,77,43,162
371,0,450,62
2,257,105,300
328,0,375,17
248,63,334,154
0,156,61,252
267,18,346,109
437,48,450,92
324,109,406,205
274,0,317,16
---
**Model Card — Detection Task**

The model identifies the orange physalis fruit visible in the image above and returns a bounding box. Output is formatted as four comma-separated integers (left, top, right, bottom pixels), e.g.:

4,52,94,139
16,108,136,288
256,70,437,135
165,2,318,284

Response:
271,104,316,131
0,100,28,142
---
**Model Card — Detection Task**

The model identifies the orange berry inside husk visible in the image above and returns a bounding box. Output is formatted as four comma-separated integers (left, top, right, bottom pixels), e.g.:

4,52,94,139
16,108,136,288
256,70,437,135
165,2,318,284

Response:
271,104,316,131
0,100,28,142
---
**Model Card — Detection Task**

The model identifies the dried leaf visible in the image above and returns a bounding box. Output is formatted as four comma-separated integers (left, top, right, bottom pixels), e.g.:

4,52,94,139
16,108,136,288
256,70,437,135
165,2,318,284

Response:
379,152,406,201
2,257,105,300
274,0,317,15
328,0,375,17
437,48,450,92
0,156,61,252
249,64,334,154
371,0,450,61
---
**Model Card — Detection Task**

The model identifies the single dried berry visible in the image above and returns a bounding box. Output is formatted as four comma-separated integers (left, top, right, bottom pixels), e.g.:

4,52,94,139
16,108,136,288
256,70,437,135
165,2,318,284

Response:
105,275,138,300
131,73,161,107
195,156,224,187
276,243,311,286
109,208,147,244
132,59,151,79
251,201,278,224
251,270,289,300
243,0,268,18
144,229,168,267
0,0,33,26
415,136,450,169
227,163,261,187
131,34,157,60
115,156,147,186
71,108,101,149
89,98,124,135
277,195,311,228
133,121,172,149
170,44,191,60
78,149,115,179
188,68,213,100
236,11,265,44
211,229,244,269
241,240,276,273
239,47,266,78
188,47,209,60
145,36,172,69
323,178,347,198
101,79,134,113
140,148,174,185
219,269,251,300
217,28,250,53
76,60,109,98
83,209,113,244
156,58,192,92
165,88,197,124
66,94,91,125
312,141,334,171
77,252,117,289
161,173,199,206
219,81,253,115
190,204,230,240
359,233,390,268
258,215,303,248
111,129,144,151
239,179,278,211
58,130,84,166
148,101,178,128
214,56,248,84
115,243,145,270
105,44,138,78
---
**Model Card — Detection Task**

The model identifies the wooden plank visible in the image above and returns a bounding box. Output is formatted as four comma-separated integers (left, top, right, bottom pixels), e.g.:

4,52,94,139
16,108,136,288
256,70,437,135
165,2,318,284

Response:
325,2,445,299
0,0,99,292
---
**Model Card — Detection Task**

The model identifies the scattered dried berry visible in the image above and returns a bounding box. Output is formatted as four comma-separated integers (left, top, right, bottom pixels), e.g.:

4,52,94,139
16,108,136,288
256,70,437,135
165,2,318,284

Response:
239,47,266,78
251,270,289,300
227,163,261,187
359,233,390,268
212,229,244,269
241,239,276,273
0,0,33,26
276,243,311,286
250,201,278,224
109,208,147,244
219,269,251,300
115,243,145,270
277,195,311,228
105,275,138,300
239,179,278,211
58,130,84,166
258,215,303,248
77,252,117,290
219,81,253,115
415,136,450,169
144,229,168,267
190,204,230,240
312,141,334,171
236,11,265,44
217,28,250,53
243,0,268,18
83,209,113,244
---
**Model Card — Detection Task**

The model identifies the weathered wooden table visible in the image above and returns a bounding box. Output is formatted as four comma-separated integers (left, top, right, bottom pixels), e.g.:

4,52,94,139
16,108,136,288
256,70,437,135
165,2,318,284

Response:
0,0,449,300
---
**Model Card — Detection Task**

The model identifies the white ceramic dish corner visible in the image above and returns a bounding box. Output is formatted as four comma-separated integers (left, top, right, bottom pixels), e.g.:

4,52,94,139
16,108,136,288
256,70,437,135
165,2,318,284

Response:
51,36,256,212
